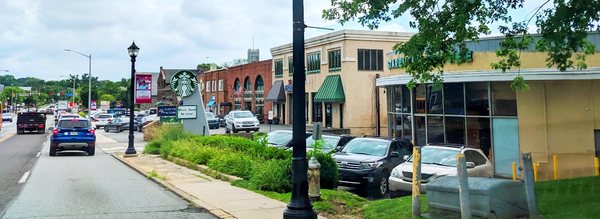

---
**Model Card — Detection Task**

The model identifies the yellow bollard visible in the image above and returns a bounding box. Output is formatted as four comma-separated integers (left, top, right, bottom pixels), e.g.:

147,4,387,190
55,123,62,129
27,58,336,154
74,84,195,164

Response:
595,157,599,176
512,161,517,181
553,154,558,180
533,163,539,182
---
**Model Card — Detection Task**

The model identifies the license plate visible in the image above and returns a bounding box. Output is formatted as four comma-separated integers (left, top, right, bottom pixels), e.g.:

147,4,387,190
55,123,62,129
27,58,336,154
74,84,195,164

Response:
70,132,78,135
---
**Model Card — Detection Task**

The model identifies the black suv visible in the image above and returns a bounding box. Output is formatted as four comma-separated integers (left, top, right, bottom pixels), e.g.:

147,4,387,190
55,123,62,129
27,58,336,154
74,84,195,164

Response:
333,137,413,198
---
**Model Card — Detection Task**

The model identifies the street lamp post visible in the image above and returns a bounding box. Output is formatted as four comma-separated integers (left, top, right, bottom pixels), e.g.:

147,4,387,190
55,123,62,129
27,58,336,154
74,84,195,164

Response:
283,0,316,218
64,49,92,118
125,41,139,156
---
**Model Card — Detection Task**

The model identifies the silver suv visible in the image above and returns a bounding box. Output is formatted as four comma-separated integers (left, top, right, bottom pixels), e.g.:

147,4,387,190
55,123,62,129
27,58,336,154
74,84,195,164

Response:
224,110,260,133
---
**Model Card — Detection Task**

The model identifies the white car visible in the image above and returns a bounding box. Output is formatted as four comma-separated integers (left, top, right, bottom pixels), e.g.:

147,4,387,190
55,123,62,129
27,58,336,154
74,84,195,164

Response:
224,110,260,133
388,145,493,194
141,114,159,125
2,113,14,123
94,113,116,129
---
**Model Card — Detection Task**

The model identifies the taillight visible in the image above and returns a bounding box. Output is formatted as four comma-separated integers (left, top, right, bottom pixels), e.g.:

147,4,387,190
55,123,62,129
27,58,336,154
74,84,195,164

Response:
52,128,59,135
38,124,44,128
89,129,95,135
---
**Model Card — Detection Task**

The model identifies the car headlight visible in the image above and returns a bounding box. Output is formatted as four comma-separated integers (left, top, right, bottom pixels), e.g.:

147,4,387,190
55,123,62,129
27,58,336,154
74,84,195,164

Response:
391,168,401,178
360,161,383,169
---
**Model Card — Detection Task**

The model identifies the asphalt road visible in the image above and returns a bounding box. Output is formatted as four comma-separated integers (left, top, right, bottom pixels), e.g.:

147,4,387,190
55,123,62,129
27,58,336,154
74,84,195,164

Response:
1,118,215,218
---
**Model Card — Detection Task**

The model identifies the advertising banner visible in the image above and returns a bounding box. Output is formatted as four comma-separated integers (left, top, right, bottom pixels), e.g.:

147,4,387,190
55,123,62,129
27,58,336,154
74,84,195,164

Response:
90,100,97,110
135,74,152,104
157,106,177,117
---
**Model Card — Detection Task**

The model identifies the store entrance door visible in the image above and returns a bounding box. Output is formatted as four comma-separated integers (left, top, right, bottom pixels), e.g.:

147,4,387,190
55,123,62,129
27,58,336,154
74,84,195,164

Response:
325,103,332,128
492,118,520,177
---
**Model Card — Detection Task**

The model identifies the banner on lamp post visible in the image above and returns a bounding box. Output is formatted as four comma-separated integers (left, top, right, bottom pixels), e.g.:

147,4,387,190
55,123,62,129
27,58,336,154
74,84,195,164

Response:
90,100,97,110
135,73,152,104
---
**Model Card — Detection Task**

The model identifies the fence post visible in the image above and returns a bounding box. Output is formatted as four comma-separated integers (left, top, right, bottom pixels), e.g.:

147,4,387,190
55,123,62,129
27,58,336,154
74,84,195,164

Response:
456,154,471,219
522,153,539,218
533,163,539,182
553,154,558,180
595,157,599,176
412,146,421,218
512,161,517,181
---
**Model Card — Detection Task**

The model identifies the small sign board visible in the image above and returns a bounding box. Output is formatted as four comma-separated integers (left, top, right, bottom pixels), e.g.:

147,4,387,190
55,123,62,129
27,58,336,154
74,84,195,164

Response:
177,105,197,119
268,110,273,120
157,106,177,117
160,116,180,124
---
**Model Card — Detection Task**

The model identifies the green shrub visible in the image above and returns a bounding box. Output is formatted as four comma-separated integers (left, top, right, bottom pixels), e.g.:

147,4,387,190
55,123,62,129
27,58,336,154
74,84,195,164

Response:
310,151,339,189
189,146,221,164
250,159,292,193
207,153,256,179
144,141,161,154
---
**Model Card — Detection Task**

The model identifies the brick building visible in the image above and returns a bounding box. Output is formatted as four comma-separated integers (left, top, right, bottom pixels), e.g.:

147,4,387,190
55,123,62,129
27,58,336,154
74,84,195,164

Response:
224,60,273,123
199,67,229,116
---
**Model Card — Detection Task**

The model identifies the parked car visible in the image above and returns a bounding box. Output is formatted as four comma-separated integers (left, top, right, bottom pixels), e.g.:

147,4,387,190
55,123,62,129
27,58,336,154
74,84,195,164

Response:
305,134,355,153
218,115,226,127
224,110,260,133
333,137,413,198
94,113,116,129
2,112,13,122
142,114,159,125
266,130,312,149
388,145,493,195
104,116,141,132
50,118,96,156
206,112,219,129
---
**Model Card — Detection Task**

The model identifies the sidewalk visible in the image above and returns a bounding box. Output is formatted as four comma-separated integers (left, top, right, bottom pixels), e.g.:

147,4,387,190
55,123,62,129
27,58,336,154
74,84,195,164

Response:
95,132,289,219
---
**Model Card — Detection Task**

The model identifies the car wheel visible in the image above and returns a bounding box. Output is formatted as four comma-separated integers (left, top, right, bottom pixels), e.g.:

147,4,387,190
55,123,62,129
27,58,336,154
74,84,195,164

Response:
376,173,390,198
88,146,95,156
245,130,250,133
117,126,123,132
104,127,109,132
225,127,230,134
232,127,238,133
49,144,57,156
96,125,100,129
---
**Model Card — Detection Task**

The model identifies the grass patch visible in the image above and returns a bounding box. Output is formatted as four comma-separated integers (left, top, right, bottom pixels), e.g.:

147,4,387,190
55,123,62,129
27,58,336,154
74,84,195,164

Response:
537,176,600,218
147,170,167,181
363,196,428,219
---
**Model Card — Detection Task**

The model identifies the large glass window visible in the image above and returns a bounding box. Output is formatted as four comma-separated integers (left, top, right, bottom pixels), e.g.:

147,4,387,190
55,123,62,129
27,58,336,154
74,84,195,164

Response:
328,49,341,71
357,49,384,71
491,82,517,116
445,117,465,144
393,86,402,113
467,118,491,156
288,56,294,75
444,83,464,115
427,84,443,114
274,59,283,77
307,52,321,73
466,82,489,116
402,86,411,113
312,93,322,123
427,116,444,144
401,114,412,140
415,85,426,114
415,116,426,146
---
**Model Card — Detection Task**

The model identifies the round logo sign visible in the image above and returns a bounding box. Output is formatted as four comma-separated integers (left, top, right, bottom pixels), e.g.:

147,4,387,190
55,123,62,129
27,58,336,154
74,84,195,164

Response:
170,70,199,97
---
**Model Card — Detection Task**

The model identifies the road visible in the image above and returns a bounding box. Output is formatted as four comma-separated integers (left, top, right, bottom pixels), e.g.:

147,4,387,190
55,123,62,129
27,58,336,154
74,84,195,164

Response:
1,116,215,218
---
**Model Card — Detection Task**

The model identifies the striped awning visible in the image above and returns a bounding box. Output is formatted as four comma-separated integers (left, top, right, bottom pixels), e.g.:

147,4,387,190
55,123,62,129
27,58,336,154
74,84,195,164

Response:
314,75,345,103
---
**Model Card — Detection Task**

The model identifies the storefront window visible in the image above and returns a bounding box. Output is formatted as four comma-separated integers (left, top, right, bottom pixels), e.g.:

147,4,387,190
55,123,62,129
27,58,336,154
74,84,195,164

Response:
427,116,444,144
394,86,402,113
393,114,401,137
445,117,465,144
402,86,411,113
401,114,412,140
415,116,426,146
415,85,426,114
491,82,517,116
427,84,443,114
467,117,491,156
466,82,489,116
444,83,464,115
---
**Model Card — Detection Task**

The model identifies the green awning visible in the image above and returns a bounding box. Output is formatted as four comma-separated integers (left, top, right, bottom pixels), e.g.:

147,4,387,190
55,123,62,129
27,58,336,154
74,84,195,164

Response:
314,75,345,103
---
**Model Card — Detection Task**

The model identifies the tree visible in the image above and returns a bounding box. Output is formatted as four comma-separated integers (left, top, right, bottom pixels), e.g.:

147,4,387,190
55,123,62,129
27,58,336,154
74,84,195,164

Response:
323,0,600,89
222,58,248,68
99,94,116,102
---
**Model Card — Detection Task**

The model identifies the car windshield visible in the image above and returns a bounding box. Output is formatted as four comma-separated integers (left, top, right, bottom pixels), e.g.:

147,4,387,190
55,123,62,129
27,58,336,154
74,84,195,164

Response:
97,114,112,119
267,131,293,147
341,138,389,156
206,112,215,119
233,112,254,118
407,147,459,167
306,136,339,150
58,120,90,128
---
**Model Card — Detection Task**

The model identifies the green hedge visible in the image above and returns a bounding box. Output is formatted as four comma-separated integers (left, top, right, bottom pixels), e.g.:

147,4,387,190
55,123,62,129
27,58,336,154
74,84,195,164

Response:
144,126,339,193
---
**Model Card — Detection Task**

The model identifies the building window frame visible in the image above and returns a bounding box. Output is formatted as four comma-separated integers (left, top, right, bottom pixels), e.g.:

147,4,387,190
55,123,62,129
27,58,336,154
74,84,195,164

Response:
206,81,211,93
274,59,284,78
288,56,294,76
218,79,223,91
306,52,321,74
357,49,384,71
328,49,341,72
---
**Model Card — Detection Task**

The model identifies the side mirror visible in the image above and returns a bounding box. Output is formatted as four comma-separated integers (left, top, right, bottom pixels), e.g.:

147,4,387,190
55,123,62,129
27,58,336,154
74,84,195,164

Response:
47,127,54,131
390,151,400,158
403,155,410,161
466,162,475,169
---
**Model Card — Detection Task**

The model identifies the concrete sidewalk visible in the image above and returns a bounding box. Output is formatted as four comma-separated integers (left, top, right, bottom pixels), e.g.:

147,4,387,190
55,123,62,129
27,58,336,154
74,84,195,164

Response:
95,132,289,219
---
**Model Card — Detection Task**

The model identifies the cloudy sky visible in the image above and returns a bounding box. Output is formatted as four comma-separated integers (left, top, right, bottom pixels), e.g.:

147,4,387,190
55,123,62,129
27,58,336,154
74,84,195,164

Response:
0,0,540,81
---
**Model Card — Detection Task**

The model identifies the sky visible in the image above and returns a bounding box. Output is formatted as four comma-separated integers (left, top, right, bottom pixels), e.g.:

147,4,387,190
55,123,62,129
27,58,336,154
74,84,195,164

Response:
0,0,541,82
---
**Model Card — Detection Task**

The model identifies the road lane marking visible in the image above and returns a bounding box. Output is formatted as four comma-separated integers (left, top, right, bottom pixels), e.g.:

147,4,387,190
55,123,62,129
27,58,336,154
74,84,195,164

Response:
36,151,41,157
18,170,31,184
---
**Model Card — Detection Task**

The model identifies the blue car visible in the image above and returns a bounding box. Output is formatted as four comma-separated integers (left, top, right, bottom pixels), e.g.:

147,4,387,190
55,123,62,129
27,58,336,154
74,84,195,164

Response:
50,118,96,156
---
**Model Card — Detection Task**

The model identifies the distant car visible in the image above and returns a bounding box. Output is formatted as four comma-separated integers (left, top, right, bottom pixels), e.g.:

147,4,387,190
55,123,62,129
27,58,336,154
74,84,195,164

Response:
266,130,312,149
94,114,116,129
2,113,13,122
50,118,96,156
224,110,260,133
305,134,355,153
218,115,226,127
141,114,159,125
206,112,219,129
54,114,80,125
388,145,493,195
333,137,413,198
104,116,141,132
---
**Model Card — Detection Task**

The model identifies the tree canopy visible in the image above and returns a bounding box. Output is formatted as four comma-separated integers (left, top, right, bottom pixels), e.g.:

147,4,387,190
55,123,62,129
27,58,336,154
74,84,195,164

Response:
323,0,600,89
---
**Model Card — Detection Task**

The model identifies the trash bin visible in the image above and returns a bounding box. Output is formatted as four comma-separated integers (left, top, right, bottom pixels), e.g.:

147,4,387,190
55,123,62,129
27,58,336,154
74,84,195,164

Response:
427,176,529,218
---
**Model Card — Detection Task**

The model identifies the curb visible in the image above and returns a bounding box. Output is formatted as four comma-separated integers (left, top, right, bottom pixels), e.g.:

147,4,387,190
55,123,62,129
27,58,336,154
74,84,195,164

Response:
111,154,236,219
166,156,242,183
0,133,16,143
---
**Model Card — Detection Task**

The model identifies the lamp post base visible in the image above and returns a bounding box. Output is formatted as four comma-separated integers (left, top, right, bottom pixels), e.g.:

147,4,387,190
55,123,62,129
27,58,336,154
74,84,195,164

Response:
123,153,138,158
283,207,317,219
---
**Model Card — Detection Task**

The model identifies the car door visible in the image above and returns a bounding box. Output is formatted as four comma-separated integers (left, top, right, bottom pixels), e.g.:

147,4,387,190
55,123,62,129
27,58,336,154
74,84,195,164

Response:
464,150,489,177
386,141,404,169
225,113,233,129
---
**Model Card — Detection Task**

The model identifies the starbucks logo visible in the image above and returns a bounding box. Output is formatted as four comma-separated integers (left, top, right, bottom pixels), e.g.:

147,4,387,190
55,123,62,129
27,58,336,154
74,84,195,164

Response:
170,70,199,97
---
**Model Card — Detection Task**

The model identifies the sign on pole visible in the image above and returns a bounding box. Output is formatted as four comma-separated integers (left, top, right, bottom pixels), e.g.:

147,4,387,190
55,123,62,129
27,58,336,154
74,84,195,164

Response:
157,106,177,117
90,100,97,110
268,110,274,120
135,73,152,104
170,71,199,97
177,105,197,119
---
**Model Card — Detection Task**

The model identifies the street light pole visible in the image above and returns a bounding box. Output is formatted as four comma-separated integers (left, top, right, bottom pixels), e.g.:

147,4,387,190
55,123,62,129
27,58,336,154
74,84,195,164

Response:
283,0,316,218
64,49,92,118
125,41,139,156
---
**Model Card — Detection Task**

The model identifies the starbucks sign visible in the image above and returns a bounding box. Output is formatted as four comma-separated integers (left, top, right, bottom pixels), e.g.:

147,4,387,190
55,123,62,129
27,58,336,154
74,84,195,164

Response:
170,70,199,97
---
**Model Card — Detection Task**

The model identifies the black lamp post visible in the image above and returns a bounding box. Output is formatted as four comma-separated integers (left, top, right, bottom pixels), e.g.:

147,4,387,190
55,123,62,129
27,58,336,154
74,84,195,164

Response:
125,41,139,156
283,0,316,218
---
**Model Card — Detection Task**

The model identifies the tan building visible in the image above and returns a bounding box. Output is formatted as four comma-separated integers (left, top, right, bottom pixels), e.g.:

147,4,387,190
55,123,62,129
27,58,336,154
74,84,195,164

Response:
269,30,413,135
378,33,600,180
